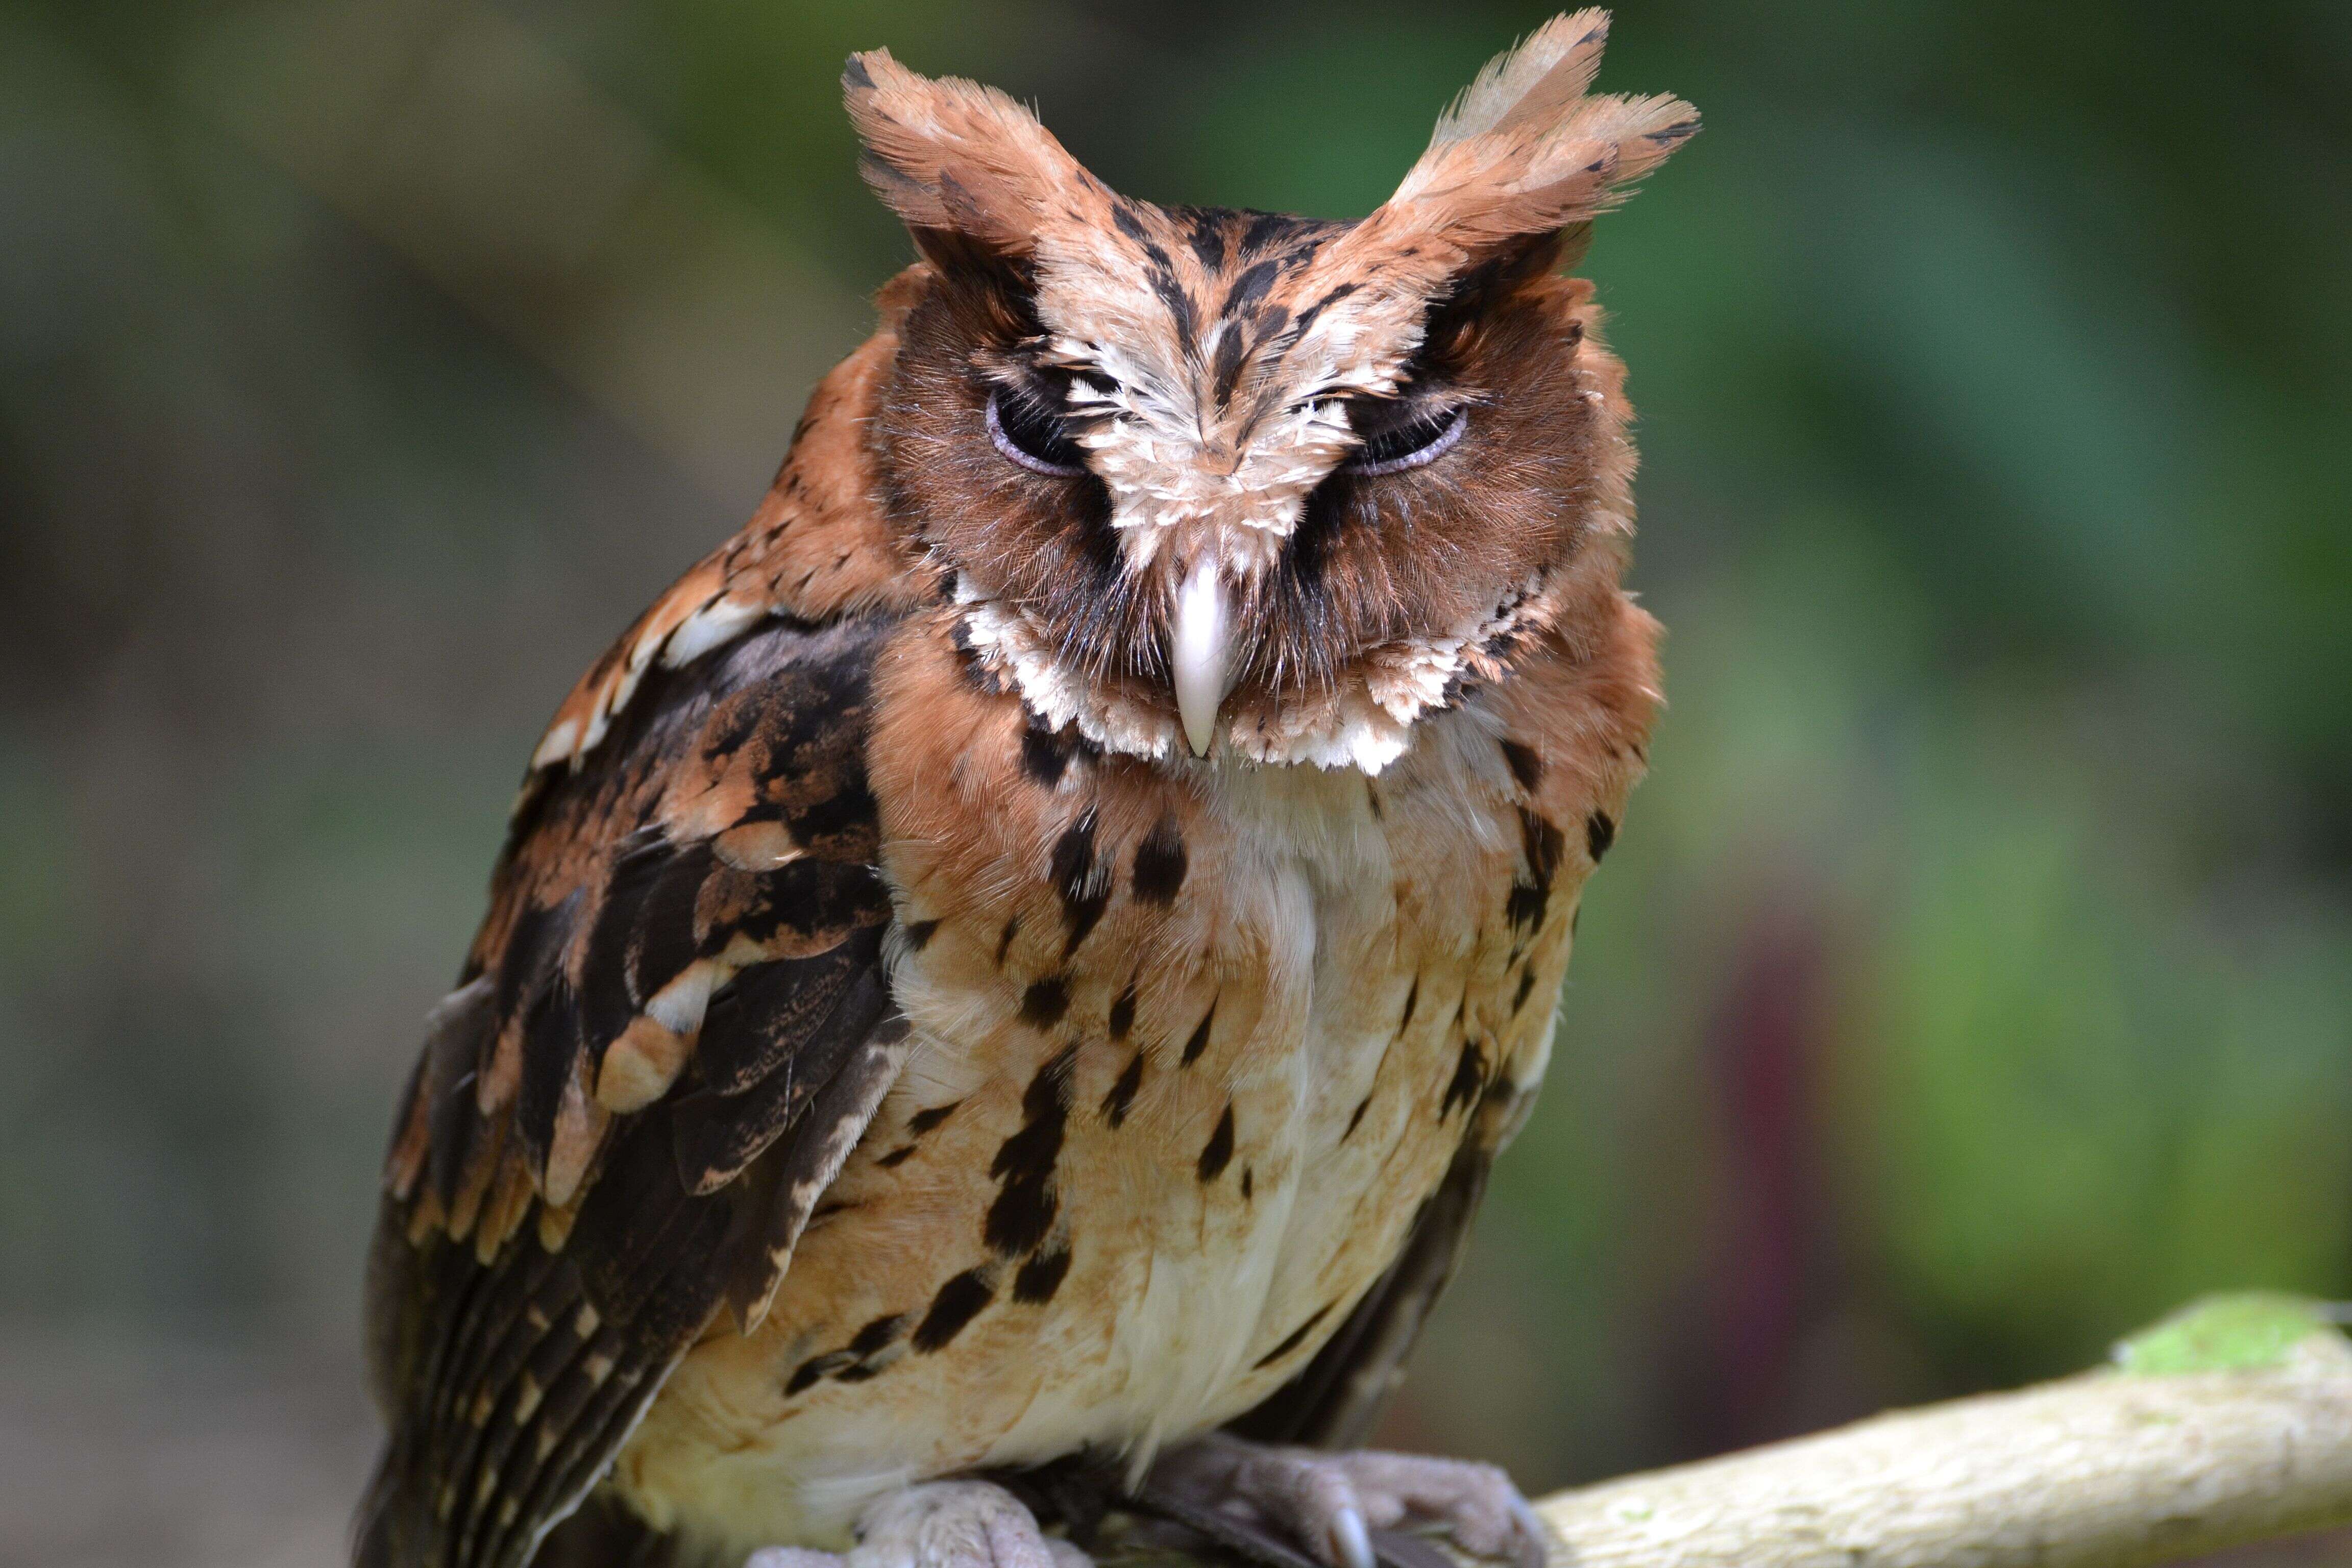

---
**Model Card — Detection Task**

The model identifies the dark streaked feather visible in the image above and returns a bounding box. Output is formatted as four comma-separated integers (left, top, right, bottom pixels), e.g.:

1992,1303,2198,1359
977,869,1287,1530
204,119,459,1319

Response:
693,927,883,1096
671,942,892,1194
624,842,718,1004
359,613,910,1568
415,984,498,1216
527,1492,678,1568
1227,1139,1494,1449
514,979,586,1185
724,1007,915,1326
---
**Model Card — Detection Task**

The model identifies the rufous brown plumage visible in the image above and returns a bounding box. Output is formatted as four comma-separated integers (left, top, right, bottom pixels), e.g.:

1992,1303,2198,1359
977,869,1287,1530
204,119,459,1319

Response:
357,14,1692,1568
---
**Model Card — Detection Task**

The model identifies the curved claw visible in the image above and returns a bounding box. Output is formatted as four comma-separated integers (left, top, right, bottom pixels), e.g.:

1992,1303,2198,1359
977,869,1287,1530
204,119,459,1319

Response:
1328,1505,1376,1568
1143,1436,1542,1568
1506,1496,1553,1568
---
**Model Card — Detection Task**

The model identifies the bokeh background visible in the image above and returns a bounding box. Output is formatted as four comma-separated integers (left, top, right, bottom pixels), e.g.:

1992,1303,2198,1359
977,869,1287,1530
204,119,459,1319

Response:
4,1,2349,1563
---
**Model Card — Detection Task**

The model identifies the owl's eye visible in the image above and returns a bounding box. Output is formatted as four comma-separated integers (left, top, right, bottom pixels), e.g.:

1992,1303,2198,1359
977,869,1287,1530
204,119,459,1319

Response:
987,385,1090,477
1339,402,1468,476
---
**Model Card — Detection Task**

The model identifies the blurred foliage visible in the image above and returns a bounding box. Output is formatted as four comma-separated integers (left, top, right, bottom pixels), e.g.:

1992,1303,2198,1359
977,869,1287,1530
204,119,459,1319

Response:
2112,1292,2348,1376
2,0,2347,1522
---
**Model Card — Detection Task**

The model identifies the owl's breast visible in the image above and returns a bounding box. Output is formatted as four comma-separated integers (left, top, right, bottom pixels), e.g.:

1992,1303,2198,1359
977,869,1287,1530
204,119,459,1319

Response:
605,620,1615,1557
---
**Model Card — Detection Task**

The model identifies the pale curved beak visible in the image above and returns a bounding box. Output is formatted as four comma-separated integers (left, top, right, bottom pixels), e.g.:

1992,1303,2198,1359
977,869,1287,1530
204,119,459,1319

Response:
1172,556,1233,758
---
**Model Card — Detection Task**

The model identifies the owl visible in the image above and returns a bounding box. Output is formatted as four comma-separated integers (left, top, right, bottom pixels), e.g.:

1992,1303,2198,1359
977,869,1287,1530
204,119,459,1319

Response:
356,13,1692,1568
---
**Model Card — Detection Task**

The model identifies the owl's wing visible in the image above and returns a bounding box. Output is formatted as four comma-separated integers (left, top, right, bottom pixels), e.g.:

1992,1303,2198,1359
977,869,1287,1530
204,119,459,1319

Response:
1226,1145,1491,1450
1228,1072,1539,1450
356,607,914,1568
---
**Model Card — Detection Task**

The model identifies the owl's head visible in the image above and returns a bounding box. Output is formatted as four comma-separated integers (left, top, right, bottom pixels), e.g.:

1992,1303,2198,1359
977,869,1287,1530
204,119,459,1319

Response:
851,11,1693,773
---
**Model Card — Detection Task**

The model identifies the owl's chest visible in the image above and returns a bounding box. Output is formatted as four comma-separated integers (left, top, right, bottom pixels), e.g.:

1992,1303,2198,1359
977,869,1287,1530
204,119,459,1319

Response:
609,684,1590,1553
862,751,1521,1440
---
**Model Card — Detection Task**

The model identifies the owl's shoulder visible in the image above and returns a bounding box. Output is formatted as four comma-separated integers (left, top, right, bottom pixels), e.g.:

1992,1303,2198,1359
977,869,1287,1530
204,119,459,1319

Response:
529,309,932,777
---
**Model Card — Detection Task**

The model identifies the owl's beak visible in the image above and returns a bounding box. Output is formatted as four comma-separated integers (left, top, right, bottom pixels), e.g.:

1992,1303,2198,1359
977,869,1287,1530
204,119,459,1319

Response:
1172,556,1232,758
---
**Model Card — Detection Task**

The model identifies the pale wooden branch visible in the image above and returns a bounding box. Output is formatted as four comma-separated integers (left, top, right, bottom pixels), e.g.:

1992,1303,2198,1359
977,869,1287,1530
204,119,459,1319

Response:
1536,1307,2352,1568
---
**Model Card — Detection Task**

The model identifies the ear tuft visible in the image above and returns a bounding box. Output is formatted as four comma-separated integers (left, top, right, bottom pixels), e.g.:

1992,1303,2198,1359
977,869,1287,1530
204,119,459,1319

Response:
1385,10,1696,259
842,48,1094,259
1428,9,1613,148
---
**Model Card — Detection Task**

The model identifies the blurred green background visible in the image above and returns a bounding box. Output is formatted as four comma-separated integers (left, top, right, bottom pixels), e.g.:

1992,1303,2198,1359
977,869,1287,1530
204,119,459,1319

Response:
3,1,2348,1563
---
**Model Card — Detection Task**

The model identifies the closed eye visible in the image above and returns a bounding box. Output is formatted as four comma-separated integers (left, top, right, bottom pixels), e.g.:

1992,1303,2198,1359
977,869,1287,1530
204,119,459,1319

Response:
1339,403,1468,476
987,384,1090,477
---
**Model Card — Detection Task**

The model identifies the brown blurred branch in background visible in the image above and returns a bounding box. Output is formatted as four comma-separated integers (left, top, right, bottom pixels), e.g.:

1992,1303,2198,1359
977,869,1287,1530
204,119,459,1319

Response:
1534,1298,2352,1568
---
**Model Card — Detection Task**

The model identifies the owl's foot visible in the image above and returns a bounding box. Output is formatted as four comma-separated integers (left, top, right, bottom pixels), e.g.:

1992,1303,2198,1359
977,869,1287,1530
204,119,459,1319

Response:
747,1481,1092,1568
1142,1434,1550,1568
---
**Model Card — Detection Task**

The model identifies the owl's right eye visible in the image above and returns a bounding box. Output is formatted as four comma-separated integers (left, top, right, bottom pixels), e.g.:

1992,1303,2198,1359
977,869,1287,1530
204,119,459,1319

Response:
987,385,1090,477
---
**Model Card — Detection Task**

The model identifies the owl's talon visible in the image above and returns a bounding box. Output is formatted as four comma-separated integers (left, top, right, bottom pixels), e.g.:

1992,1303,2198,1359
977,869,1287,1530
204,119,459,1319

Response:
1329,1505,1375,1568
746,1481,1089,1568
1147,1435,1548,1568
1507,1498,1551,1568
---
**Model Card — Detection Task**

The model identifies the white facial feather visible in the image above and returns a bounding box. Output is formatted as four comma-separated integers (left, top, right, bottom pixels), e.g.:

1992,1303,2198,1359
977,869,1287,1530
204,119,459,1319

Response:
953,564,1573,776
1031,248,1433,580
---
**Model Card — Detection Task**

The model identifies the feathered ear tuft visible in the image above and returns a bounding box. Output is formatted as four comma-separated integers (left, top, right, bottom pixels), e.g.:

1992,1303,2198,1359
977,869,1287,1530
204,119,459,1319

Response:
1382,10,1696,260
1427,8,1614,148
843,49,1097,262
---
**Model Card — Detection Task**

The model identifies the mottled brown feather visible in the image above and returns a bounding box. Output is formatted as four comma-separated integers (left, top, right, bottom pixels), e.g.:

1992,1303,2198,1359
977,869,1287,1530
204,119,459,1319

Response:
360,352,922,1568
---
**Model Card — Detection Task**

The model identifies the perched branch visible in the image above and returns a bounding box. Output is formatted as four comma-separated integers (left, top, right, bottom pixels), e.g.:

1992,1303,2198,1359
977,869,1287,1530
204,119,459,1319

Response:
1536,1295,2352,1568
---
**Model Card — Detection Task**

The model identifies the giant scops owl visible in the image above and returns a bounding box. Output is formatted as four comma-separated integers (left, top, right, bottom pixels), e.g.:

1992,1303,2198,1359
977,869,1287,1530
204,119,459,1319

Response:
357,13,1694,1568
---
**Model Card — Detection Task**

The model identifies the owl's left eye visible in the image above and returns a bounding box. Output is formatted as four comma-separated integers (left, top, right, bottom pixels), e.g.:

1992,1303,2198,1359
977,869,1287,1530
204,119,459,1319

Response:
1339,402,1469,476
987,385,1090,477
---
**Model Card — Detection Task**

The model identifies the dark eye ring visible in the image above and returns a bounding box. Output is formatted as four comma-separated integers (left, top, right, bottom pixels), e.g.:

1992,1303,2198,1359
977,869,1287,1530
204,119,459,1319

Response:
987,386,1090,477
1340,403,1468,476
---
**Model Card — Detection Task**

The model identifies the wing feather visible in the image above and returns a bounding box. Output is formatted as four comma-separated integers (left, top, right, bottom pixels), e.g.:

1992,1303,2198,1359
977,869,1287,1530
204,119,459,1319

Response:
359,610,912,1568
1230,1067,1543,1449
1228,1142,1494,1450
